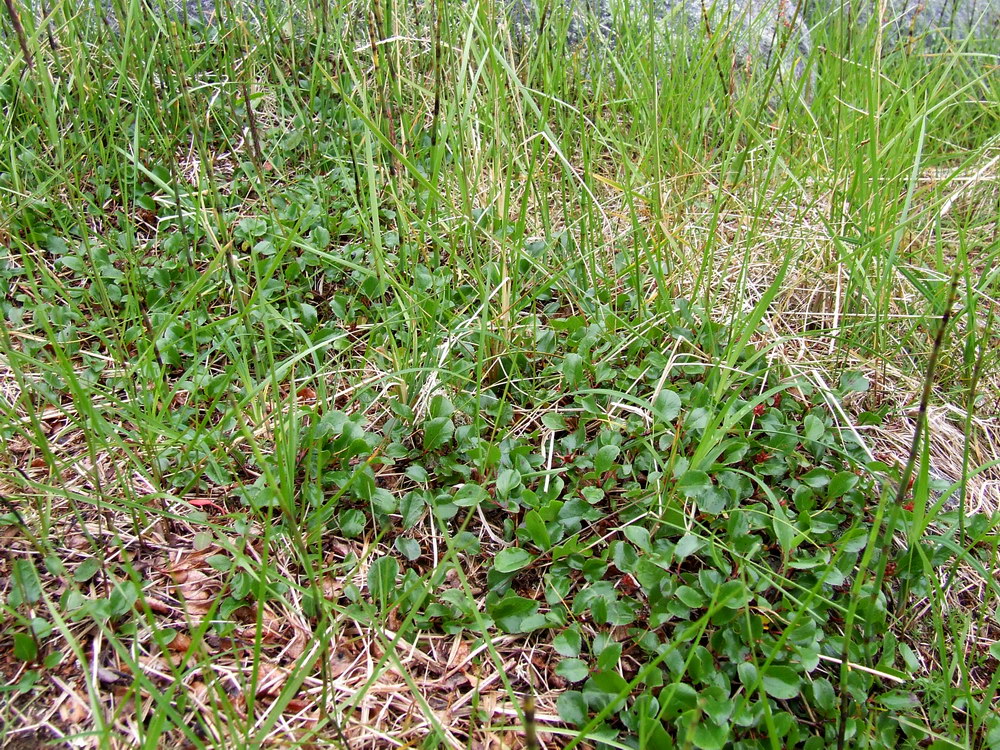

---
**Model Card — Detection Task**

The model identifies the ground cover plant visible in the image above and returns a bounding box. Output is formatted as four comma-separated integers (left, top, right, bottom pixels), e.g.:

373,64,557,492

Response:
1,0,1000,747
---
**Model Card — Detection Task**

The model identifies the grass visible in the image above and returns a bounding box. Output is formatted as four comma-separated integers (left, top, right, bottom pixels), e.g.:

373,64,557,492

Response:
1,0,999,747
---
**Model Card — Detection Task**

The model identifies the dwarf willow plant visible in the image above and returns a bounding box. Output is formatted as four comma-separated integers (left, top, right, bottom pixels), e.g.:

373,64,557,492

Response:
1,0,999,748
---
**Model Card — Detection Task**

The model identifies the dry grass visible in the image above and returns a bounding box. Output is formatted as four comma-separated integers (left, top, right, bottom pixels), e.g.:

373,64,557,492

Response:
3,158,998,746
2,4,999,746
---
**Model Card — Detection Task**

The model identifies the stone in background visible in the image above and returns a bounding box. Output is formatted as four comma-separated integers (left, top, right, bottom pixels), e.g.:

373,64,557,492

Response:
15,0,998,76
501,0,813,89
810,0,1000,48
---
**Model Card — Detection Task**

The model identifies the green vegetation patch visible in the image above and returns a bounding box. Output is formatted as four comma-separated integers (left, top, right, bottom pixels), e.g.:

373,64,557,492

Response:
1,1,999,748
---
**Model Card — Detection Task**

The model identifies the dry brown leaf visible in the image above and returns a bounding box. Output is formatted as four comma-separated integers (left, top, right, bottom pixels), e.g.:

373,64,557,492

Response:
175,569,214,602
7,436,32,454
286,626,309,660
282,697,317,719
189,680,209,704
255,661,290,697
64,534,91,550
141,596,173,615
181,599,214,617
328,648,354,678
57,693,90,725
321,576,344,599
167,632,192,652
164,547,220,577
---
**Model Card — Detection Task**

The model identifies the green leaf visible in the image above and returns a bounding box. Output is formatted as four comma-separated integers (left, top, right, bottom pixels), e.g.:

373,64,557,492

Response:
339,509,365,537
674,534,703,560
898,643,920,672
563,354,585,387
611,541,638,572
552,626,583,656
839,371,869,393
624,525,651,552
423,417,454,451
522,510,551,550
394,538,421,561
231,573,253,600
404,464,429,483
762,666,801,699
701,688,734,726
811,678,835,712
719,439,750,464
737,662,758,689
658,682,698,720
541,412,567,431
877,690,919,710
429,394,454,419
652,389,682,422
30,618,52,639
557,690,588,725
496,469,522,497
691,717,729,750
584,670,630,712
60,256,86,272
253,240,276,257
13,633,37,662
555,658,590,683
453,483,488,507
371,488,397,514
677,470,712,499
676,585,706,608
311,225,331,249
108,581,139,617
553,628,582,657
453,531,480,553
12,559,42,605
593,445,620,475
494,547,534,573
595,640,622,671
803,414,825,441
770,503,796,556
14,669,39,693
800,468,831,488
74,557,102,583
206,555,232,572
988,719,1000,749
697,486,729,515
490,593,539,633
43,555,64,576
828,471,859,499
367,556,399,604
838,528,868,554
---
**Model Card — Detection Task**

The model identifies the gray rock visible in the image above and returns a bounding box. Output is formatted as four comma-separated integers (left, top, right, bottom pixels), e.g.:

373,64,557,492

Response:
811,0,1000,48
501,0,815,91
36,0,278,31
18,0,815,96
19,0,998,76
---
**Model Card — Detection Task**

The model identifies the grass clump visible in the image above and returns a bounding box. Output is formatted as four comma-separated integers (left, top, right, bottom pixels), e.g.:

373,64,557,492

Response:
1,0,999,748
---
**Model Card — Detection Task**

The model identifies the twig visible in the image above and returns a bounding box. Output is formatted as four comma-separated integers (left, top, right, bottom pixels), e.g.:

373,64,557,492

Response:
3,0,34,69
836,268,960,750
